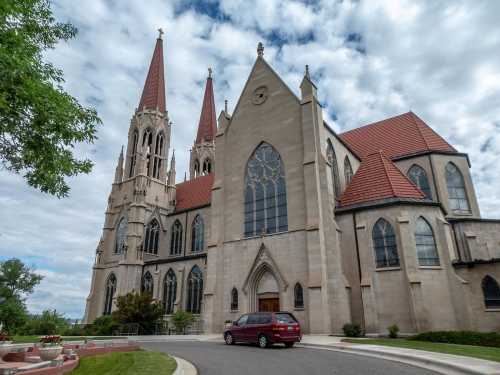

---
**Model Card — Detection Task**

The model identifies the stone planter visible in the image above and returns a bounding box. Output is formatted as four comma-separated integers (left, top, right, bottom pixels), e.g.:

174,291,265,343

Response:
39,346,63,361
0,342,14,360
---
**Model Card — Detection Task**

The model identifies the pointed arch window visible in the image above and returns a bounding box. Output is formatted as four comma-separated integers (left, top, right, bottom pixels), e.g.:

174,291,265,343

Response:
144,219,160,255
194,159,200,178
327,141,341,200
344,156,353,186
141,271,154,295
244,142,287,237
115,216,128,254
230,287,238,311
202,159,211,175
170,220,183,255
186,266,203,314
152,133,164,179
415,217,440,266
103,273,117,315
142,128,153,176
445,163,470,213
373,218,399,268
408,165,432,200
191,215,204,252
482,275,500,309
129,130,138,177
294,283,304,309
164,269,177,314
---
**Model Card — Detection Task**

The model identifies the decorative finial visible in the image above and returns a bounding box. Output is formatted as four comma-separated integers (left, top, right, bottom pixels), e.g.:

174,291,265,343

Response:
257,42,264,57
157,28,164,40
305,64,310,79
208,67,212,78
224,99,228,113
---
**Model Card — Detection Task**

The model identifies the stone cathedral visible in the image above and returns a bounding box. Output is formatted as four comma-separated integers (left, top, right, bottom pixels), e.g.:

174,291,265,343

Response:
84,33,500,334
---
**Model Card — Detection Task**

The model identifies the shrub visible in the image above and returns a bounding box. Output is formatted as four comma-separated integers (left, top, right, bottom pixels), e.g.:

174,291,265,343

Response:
388,324,399,338
410,331,500,348
171,311,195,334
92,315,119,335
343,323,363,337
18,310,69,335
112,292,165,334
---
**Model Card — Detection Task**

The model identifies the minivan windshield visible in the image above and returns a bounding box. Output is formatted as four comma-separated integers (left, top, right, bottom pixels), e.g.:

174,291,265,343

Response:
275,313,297,324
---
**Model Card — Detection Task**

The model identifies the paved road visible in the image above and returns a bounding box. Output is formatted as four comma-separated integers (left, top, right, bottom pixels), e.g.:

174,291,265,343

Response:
141,341,438,375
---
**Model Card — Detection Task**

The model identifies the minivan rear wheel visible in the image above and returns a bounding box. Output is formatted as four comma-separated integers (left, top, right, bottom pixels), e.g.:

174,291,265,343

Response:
258,334,269,348
225,332,234,345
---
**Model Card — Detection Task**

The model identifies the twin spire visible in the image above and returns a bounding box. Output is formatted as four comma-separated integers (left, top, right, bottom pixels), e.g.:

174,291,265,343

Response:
195,68,217,144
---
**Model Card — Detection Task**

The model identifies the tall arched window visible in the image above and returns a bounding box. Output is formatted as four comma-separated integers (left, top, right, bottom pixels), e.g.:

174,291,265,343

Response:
344,156,353,186
445,163,470,213
230,287,238,311
170,220,183,255
372,218,399,268
244,142,287,237
164,269,177,314
294,283,304,309
142,128,153,176
141,271,154,295
152,133,164,179
191,215,204,252
327,141,341,200
408,165,432,200
415,217,440,266
115,216,128,254
103,273,117,315
144,219,160,255
194,159,200,178
202,159,211,175
129,130,138,177
482,275,500,309
186,266,203,314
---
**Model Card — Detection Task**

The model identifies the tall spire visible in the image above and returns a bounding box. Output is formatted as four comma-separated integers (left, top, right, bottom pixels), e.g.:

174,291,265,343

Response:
138,30,166,113
195,68,217,144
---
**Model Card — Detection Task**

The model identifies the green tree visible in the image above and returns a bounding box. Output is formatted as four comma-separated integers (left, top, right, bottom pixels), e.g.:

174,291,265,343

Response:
0,0,101,197
112,292,164,334
0,258,42,332
19,309,69,335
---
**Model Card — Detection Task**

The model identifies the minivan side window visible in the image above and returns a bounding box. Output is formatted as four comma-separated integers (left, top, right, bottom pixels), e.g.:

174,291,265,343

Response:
237,315,248,326
247,314,258,324
258,313,272,324
276,313,296,324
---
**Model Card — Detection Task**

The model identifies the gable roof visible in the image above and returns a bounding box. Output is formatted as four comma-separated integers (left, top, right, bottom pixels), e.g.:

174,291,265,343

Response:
339,151,426,208
175,174,213,212
138,37,166,112
339,112,456,160
195,74,217,144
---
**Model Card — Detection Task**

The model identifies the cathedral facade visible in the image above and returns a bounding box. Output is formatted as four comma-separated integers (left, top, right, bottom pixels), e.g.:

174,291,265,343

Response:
84,34,500,334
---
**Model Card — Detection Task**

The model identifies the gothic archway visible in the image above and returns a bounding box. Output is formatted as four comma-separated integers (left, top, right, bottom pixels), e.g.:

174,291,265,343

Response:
255,267,280,312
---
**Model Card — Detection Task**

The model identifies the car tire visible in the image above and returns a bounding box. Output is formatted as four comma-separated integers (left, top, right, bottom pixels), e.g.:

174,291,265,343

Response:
284,342,294,348
258,334,269,348
225,332,235,345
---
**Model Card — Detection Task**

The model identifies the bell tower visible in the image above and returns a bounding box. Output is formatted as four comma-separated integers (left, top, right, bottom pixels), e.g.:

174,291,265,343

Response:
189,68,217,179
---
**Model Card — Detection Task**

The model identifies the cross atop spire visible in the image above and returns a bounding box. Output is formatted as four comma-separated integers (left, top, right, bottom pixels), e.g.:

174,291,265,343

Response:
157,27,164,40
257,42,264,57
138,33,166,113
195,69,217,144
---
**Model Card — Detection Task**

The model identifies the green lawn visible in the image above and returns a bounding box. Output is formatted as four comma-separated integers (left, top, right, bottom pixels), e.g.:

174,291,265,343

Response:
13,336,117,343
70,351,177,375
343,338,500,363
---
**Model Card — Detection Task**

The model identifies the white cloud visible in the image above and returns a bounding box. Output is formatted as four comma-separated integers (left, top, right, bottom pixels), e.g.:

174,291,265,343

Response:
1,0,500,318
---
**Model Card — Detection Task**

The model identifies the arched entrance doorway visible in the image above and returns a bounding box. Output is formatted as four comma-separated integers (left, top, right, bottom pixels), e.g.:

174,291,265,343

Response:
256,270,279,312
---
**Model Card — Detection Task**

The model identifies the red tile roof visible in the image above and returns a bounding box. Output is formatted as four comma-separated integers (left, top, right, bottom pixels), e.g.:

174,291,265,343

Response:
175,174,213,211
339,151,426,207
138,37,166,112
195,75,217,144
339,112,456,160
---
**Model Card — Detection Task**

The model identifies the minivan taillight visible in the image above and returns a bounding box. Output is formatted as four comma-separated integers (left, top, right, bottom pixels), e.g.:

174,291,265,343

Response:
272,324,287,332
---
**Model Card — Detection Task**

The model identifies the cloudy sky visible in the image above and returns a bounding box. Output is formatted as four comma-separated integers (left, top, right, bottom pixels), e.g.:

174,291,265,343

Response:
1,0,500,319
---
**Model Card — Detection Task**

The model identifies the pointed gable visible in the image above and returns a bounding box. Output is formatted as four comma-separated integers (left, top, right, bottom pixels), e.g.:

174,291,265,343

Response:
339,112,456,160
138,37,166,112
195,72,217,144
175,173,213,212
339,151,426,208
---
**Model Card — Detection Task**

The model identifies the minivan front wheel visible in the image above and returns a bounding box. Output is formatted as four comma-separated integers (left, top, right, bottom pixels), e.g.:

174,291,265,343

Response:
258,334,269,348
225,332,234,345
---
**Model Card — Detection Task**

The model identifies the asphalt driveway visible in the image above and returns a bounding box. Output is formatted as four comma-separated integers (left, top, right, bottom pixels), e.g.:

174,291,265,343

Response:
141,340,438,375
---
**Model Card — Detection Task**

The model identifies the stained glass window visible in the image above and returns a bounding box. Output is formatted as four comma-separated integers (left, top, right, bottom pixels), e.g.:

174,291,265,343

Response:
445,163,470,213
415,217,440,266
129,131,138,177
231,288,238,311
186,265,203,314
103,273,116,315
344,156,353,186
244,143,287,237
408,165,432,200
152,133,164,179
191,215,204,252
170,220,183,255
327,141,341,200
294,283,304,309
164,269,177,314
144,219,160,255
482,275,500,309
115,216,128,254
373,218,399,268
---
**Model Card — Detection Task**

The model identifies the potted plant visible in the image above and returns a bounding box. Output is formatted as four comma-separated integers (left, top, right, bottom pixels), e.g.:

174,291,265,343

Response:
0,331,14,360
39,335,63,361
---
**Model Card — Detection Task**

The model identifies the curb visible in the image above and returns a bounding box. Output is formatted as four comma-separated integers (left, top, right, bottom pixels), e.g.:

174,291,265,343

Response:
298,343,500,375
172,355,198,375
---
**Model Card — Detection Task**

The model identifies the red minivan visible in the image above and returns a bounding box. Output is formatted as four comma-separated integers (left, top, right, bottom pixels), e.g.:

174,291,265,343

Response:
224,312,301,348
